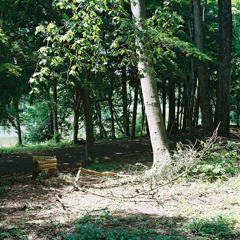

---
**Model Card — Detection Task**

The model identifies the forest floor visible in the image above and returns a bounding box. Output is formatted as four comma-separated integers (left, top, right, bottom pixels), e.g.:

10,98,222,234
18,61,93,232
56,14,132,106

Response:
0,131,240,240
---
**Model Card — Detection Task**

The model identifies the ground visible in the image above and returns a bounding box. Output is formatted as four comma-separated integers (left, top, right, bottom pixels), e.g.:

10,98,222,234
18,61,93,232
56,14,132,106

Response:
0,133,240,239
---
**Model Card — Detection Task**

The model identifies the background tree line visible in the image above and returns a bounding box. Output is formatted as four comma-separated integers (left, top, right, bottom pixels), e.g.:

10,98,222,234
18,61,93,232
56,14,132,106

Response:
0,0,239,160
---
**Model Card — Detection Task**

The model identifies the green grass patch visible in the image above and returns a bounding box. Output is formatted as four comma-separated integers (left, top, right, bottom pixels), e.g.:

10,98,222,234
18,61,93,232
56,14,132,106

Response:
183,215,239,239
0,139,74,155
59,212,188,240
189,141,240,181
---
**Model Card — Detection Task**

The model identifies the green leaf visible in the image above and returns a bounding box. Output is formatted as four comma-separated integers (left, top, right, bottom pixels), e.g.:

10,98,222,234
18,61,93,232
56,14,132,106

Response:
63,13,69,21
28,36,33,42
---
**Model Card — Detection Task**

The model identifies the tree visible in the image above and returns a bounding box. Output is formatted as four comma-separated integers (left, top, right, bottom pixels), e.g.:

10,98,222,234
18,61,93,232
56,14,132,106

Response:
192,0,213,136
215,0,232,137
131,0,171,172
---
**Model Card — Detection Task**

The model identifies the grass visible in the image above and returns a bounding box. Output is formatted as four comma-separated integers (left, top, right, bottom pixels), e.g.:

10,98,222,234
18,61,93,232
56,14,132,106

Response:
0,139,75,155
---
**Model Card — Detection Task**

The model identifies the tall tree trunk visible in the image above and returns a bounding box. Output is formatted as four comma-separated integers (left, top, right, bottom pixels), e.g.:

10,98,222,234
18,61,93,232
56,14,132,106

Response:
182,83,188,131
162,79,167,129
80,87,95,161
194,80,200,126
131,0,170,172
193,0,213,135
176,83,182,130
14,100,22,145
167,80,177,134
95,102,106,139
49,107,54,137
131,77,140,139
72,87,82,144
215,0,232,137
53,85,59,142
122,65,129,136
108,97,116,139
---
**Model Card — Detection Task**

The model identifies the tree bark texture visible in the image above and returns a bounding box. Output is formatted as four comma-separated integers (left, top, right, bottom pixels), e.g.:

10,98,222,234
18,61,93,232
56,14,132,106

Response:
72,87,82,144
121,65,129,136
108,98,116,139
131,77,140,139
193,0,213,135
15,100,22,145
80,87,95,161
167,80,177,134
215,0,232,137
131,0,170,171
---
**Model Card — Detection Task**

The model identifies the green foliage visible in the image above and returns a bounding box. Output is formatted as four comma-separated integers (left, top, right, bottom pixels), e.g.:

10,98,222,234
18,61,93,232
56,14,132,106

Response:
22,102,54,143
35,171,46,185
0,221,28,240
0,185,7,195
190,142,240,181
60,219,150,240
183,216,238,239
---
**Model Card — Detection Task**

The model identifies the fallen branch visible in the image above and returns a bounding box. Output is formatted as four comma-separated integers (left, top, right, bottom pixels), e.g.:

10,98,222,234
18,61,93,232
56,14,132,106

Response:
80,167,117,177
55,193,66,210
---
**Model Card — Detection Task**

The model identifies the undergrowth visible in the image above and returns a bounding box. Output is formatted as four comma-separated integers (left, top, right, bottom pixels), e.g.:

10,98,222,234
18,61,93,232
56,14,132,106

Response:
189,141,240,181
183,215,239,239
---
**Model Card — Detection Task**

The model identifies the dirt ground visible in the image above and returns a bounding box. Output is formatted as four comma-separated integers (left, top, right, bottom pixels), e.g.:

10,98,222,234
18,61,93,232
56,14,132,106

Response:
0,133,240,239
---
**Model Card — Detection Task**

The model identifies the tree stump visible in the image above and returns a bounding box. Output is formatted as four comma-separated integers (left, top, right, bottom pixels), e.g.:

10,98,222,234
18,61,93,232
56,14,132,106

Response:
32,156,58,179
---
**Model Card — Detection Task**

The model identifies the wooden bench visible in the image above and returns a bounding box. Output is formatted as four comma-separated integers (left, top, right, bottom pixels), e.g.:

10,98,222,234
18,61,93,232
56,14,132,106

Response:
32,156,58,179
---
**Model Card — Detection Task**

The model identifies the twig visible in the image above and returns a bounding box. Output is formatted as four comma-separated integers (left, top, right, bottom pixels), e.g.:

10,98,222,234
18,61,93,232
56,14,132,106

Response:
55,193,66,210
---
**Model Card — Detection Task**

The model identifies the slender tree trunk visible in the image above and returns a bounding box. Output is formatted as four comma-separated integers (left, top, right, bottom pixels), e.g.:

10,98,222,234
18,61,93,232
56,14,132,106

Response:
14,100,22,145
194,80,200,126
95,102,106,139
215,0,232,137
72,87,82,144
176,83,182,130
162,79,167,129
167,80,177,134
113,106,125,135
49,107,54,137
193,0,213,135
131,0,171,172
122,65,129,136
80,87,95,161
182,83,188,131
131,77,140,139
53,85,59,142
108,97,116,139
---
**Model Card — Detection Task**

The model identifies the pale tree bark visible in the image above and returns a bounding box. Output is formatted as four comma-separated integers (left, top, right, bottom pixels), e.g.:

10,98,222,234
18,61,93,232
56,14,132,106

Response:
192,0,213,135
131,0,171,172
215,0,232,137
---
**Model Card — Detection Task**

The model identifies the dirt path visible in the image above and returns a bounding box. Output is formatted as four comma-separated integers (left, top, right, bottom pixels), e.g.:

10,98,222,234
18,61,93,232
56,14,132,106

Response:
0,134,191,177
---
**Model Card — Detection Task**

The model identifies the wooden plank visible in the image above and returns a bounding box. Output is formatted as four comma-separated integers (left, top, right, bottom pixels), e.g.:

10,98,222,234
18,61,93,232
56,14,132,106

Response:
37,159,57,165
38,163,57,169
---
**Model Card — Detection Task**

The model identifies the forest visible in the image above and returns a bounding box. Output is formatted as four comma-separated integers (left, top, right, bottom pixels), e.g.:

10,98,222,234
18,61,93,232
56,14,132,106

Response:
0,0,240,239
